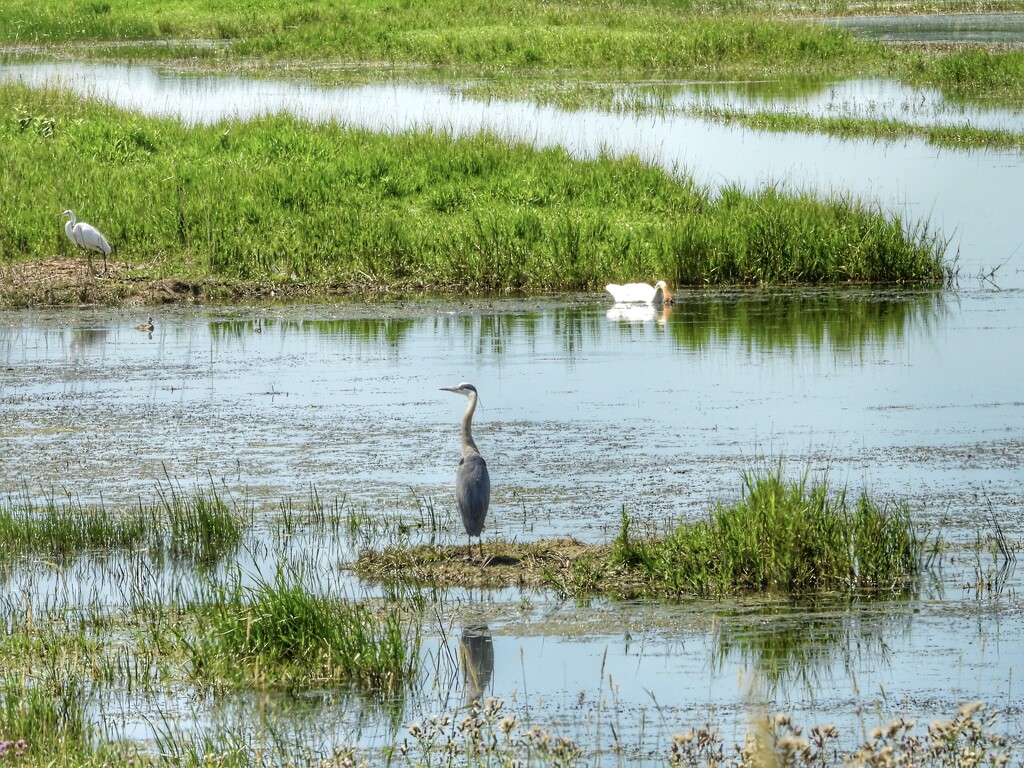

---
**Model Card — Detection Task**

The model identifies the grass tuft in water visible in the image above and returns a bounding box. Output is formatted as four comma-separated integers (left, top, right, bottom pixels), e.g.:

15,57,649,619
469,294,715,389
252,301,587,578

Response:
614,466,922,598
154,480,246,566
0,492,147,560
0,673,91,763
0,482,246,566
187,565,418,694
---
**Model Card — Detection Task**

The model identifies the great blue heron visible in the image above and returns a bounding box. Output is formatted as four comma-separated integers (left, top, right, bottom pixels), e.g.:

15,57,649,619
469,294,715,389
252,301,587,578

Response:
440,382,491,558
60,210,111,275
605,280,675,306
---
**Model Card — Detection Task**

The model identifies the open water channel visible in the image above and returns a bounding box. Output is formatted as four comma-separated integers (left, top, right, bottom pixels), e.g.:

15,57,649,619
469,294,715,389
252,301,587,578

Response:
1,58,1023,762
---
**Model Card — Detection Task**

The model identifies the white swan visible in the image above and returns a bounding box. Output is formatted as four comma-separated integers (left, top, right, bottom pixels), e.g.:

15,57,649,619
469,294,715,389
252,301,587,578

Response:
604,280,675,306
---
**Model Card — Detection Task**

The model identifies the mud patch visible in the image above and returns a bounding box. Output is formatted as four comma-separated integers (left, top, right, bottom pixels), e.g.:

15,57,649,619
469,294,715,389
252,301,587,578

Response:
0,256,358,308
356,538,619,591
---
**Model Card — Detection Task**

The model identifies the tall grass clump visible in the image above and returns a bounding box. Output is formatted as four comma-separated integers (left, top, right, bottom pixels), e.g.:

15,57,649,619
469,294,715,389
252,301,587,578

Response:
614,466,923,598
0,674,91,763
187,566,417,694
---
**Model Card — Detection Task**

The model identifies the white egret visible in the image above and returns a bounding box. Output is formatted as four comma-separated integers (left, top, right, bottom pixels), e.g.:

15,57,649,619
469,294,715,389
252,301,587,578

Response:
60,210,111,274
604,280,675,306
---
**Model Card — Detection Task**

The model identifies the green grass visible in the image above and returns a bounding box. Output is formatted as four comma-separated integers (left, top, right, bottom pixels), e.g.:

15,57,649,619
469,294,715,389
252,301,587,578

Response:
0,492,148,558
185,565,418,694
3,0,1024,110
0,82,950,295
611,467,924,598
0,483,245,564
0,0,877,77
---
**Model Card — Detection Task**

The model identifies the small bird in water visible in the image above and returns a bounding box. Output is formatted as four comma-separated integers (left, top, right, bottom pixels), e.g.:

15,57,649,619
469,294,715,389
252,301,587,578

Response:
254,319,263,333
135,317,154,333
60,210,112,275
605,280,675,306
441,382,491,560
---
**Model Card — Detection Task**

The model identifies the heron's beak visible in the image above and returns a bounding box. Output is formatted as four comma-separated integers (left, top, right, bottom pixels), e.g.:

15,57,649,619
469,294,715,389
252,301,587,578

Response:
663,287,675,305
440,387,458,393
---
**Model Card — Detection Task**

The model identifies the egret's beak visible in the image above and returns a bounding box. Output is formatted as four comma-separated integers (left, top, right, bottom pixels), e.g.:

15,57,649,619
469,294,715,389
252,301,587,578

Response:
663,287,675,305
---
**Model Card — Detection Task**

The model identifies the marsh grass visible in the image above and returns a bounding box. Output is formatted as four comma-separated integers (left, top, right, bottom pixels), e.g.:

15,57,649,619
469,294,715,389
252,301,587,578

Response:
186,565,418,694
0,482,245,565
360,468,925,600
0,492,147,559
1,83,950,298
155,480,246,566
612,467,923,598
684,104,1024,152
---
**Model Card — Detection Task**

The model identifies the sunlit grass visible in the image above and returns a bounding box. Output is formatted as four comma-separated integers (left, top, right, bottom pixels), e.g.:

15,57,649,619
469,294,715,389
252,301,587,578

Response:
185,565,418,694
0,483,246,564
612,466,924,598
0,82,951,295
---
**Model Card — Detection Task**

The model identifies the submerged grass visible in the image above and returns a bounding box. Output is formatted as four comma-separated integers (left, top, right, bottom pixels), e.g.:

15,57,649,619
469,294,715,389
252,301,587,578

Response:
0,82,950,301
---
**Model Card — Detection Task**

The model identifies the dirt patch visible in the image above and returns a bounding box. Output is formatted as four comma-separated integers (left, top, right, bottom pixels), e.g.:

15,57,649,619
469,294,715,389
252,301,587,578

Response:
355,538,622,592
0,256,364,308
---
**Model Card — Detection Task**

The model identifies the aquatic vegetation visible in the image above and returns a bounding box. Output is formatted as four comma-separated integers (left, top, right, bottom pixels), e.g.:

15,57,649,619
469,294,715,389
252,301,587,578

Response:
0,492,148,559
155,480,247,566
186,565,418,694
0,484,245,565
612,467,924,598
0,83,950,299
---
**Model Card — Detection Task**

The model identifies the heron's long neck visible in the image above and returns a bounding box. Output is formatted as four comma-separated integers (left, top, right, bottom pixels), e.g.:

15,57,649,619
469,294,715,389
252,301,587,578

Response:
461,393,480,457
65,220,75,240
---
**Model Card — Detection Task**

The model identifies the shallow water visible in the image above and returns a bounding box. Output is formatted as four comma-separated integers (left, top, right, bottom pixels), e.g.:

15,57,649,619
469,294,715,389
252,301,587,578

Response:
1,58,1023,760
1,293,1022,759
823,12,1024,47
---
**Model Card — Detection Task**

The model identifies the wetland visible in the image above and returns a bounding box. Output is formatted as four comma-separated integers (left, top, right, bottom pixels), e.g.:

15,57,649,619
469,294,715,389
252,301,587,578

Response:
1,2,1024,765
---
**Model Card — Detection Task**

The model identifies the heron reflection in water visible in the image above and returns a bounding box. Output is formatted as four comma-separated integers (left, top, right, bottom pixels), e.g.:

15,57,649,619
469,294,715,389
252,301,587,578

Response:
459,625,494,705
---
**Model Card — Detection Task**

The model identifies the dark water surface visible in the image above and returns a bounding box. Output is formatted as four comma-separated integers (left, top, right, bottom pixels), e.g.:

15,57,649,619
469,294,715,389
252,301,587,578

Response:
1,59,1023,762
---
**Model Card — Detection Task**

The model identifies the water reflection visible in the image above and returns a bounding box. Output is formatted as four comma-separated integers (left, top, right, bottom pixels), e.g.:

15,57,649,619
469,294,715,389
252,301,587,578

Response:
712,600,909,696
171,291,951,359
458,625,495,705
664,290,947,353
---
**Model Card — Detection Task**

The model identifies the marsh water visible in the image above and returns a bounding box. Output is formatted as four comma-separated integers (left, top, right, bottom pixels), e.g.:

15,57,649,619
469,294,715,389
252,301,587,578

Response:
1,59,1023,760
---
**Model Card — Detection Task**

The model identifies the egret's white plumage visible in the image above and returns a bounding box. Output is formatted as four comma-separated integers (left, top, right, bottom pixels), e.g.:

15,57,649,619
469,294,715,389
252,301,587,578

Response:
60,210,111,274
605,280,675,306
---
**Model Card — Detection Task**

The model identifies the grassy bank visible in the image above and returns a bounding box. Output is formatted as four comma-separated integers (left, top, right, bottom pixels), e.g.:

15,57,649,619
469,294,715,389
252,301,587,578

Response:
1,83,950,303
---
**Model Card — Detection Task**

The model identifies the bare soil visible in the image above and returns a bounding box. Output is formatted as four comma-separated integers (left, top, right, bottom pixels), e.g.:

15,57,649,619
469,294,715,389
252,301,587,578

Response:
0,256,360,308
